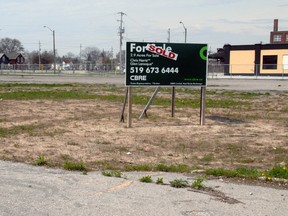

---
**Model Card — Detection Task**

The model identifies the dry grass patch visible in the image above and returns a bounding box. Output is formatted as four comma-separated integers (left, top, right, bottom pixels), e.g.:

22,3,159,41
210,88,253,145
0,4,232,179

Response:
0,84,287,172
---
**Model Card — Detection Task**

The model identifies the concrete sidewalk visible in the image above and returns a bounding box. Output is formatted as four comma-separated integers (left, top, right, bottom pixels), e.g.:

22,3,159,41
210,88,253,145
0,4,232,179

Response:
0,161,287,216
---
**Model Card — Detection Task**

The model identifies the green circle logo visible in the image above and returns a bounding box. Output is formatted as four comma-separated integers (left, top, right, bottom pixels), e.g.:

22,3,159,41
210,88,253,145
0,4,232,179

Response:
199,46,207,61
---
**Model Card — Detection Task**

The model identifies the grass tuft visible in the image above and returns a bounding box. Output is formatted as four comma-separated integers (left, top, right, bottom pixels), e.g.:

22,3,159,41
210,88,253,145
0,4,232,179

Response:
206,166,288,180
205,167,260,179
156,177,164,185
102,170,122,178
170,179,189,188
124,164,154,171
191,177,206,189
139,175,153,183
265,165,288,179
155,164,191,173
34,155,48,166
63,161,88,172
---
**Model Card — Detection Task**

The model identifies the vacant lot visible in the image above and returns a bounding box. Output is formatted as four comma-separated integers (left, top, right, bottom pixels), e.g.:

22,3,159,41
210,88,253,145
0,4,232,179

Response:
0,83,287,172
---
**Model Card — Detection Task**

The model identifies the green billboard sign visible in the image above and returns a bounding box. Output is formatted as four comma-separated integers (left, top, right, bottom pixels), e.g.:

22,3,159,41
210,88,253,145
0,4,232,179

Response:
126,42,207,86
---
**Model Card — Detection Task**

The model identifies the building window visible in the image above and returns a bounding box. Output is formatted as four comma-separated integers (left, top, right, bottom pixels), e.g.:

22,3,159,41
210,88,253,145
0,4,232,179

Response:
273,35,282,42
262,55,277,70
286,34,288,42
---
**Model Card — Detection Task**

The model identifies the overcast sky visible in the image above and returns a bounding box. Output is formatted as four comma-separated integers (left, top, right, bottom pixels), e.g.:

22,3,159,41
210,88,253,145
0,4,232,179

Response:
1,0,288,56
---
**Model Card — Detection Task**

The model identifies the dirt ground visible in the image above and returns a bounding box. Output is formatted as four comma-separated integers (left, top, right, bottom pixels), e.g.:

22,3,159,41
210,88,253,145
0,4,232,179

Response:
1,84,287,174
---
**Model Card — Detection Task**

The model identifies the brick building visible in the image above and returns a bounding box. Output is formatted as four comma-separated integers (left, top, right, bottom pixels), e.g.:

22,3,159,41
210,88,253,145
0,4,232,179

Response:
270,19,288,44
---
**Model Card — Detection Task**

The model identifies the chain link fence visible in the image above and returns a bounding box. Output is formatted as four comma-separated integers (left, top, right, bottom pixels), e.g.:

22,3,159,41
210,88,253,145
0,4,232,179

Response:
0,63,121,76
1,63,287,78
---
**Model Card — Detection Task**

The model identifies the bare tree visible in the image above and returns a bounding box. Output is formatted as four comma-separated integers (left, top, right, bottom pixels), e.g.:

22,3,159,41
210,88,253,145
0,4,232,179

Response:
61,52,80,64
82,47,101,64
0,37,24,53
28,50,53,64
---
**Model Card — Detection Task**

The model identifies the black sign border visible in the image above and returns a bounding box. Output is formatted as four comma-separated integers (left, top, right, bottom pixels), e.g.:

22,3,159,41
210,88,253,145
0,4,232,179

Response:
125,42,208,87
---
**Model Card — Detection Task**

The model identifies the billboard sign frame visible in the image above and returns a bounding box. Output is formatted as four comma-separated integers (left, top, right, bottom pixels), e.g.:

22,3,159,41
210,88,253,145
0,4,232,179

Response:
125,42,207,86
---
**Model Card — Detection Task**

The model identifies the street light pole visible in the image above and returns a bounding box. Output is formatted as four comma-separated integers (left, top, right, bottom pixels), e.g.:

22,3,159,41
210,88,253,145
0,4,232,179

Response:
171,22,187,117
179,21,187,43
44,25,56,73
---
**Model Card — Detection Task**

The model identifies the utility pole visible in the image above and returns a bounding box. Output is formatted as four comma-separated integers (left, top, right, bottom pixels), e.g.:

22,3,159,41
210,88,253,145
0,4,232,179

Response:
118,12,126,72
80,44,82,65
38,41,41,70
167,28,171,43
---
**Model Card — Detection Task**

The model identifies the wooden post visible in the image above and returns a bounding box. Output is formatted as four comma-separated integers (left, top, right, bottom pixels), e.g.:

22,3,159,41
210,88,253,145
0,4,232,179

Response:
171,87,175,117
120,87,128,122
139,87,160,119
127,87,132,128
200,86,206,126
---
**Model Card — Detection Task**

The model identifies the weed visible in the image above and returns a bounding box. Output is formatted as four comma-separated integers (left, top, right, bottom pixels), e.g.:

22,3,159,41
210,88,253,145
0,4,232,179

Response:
191,177,206,189
155,164,171,172
235,167,259,179
94,161,119,170
63,161,88,172
139,175,153,183
0,124,36,137
170,179,189,188
115,146,129,152
0,128,8,137
102,170,123,178
0,90,99,100
227,144,241,152
155,164,191,173
102,170,113,177
200,154,214,163
0,83,74,88
238,158,255,164
206,167,260,180
115,171,123,178
34,155,48,166
156,177,164,185
266,165,288,179
206,168,238,178
124,164,153,171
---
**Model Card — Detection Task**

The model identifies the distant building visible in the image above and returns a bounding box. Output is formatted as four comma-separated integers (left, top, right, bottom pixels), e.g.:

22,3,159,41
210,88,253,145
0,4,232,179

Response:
0,53,9,64
208,19,288,76
222,43,288,76
5,53,25,64
270,19,288,44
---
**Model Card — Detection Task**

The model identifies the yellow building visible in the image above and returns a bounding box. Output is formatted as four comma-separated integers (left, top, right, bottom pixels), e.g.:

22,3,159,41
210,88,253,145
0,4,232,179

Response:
223,44,288,76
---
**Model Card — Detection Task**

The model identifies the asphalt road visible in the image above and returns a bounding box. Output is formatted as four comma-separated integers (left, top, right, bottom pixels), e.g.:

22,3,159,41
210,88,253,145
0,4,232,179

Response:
0,74,288,91
0,161,287,216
